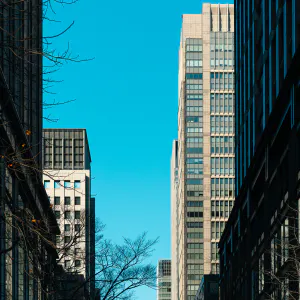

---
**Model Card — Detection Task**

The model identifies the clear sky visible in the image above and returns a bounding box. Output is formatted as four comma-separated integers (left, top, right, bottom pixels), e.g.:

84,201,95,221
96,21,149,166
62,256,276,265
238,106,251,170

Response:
43,0,232,299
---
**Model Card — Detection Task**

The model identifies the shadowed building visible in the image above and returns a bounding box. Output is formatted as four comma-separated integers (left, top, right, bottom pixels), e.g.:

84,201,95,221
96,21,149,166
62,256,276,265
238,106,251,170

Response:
0,0,60,298
219,0,300,299
194,275,219,300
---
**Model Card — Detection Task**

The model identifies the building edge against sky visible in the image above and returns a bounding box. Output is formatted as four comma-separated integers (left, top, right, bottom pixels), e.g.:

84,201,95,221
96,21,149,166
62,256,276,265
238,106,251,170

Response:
43,128,96,299
172,3,235,300
157,260,172,300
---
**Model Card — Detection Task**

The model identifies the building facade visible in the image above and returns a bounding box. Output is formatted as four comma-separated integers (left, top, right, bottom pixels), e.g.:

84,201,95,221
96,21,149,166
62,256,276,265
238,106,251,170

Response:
219,0,300,299
157,260,172,300
0,0,60,298
171,140,179,300
172,3,235,300
194,275,219,300
43,129,95,299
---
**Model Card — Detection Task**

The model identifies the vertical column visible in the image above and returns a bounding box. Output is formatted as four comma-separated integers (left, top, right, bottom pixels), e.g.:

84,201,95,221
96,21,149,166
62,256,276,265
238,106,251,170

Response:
202,4,212,275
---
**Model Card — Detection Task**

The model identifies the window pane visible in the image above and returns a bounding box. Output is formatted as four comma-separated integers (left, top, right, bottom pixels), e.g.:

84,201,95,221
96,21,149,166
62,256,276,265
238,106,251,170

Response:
75,197,81,205
54,181,60,188
44,180,50,188
54,197,60,205
74,180,81,189
64,181,71,188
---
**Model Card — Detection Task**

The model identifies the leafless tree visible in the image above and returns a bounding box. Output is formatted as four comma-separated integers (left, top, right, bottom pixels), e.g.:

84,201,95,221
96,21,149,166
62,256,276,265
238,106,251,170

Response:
254,203,300,300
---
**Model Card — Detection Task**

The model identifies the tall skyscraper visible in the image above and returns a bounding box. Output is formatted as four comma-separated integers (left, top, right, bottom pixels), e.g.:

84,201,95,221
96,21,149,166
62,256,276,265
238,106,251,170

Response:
0,1,59,298
219,1,300,299
157,260,172,300
172,4,235,299
43,128,95,299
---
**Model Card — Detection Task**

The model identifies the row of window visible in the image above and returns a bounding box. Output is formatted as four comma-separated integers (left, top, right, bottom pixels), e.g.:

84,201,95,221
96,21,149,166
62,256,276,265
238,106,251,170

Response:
210,72,234,79
44,180,81,189
211,93,234,114
186,45,203,52
210,59,234,67
187,179,203,186
187,201,203,207
187,157,203,164
187,168,203,175
211,242,219,261
211,157,235,175
187,222,203,228
211,44,233,52
211,73,234,90
186,147,203,154
186,106,202,112
187,233,203,239
187,127,203,133
187,243,203,249
186,73,202,79
186,60,203,67
211,221,226,240
187,116,202,123
187,211,203,218
54,196,81,205
186,84,203,90
211,115,234,133
211,201,234,218
211,178,235,198
187,138,203,144
186,94,203,100
55,210,82,220
211,136,235,154
187,191,203,197
187,264,204,271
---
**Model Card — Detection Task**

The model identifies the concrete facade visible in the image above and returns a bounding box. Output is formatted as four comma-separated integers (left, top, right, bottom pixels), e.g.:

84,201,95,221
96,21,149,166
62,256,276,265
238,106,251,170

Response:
157,260,172,300
172,4,234,300
43,129,95,299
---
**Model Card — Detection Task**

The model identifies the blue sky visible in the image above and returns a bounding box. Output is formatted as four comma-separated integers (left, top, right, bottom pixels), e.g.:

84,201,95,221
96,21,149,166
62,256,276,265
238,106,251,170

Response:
43,0,232,298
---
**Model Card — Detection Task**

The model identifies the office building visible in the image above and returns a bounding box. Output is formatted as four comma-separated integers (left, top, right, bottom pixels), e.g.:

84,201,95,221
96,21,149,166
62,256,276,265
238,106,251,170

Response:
171,140,179,300
0,1,60,298
157,260,172,300
43,128,95,299
219,1,300,299
194,275,219,300
171,3,234,299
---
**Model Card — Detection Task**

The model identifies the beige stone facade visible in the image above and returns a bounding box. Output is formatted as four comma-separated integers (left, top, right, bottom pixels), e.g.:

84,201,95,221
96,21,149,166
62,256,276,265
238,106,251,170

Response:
171,4,235,300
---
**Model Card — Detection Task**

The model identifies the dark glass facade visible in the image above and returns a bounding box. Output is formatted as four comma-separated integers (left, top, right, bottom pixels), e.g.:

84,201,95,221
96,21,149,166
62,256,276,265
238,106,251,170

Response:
0,1,59,298
219,0,300,299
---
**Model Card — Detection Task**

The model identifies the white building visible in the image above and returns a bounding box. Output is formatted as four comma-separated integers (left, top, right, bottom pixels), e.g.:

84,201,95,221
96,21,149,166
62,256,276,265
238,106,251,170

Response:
43,128,95,298
157,260,171,300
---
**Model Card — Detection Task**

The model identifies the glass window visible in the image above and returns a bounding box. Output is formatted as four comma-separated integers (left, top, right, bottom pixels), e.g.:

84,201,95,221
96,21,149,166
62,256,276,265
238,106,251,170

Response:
64,211,71,219
75,211,81,220
186,148,203,154
64,260,71,268
75,248,80,255
54,181,60,189
44,180,50,189
54,197,60,205
64,197,71,205
64,224,70,231
64,181,71,188
75,224,81,232
74,180,81,189
55,211,60,219
64,236,71,244
187,179,203,185
75,197,81,205
75,260,81,268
